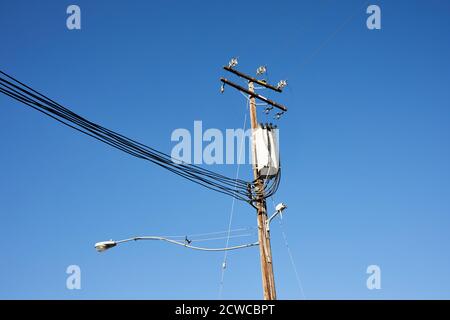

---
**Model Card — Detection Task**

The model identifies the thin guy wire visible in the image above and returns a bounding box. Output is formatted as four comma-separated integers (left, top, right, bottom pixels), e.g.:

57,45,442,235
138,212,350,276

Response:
218,98,248,298
270,197,306,299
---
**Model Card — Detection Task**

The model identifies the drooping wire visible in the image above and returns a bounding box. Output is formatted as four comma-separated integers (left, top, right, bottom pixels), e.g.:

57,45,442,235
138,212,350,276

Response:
0,70,281,203
219,98,248,298
191,233,255,243
117,236,259,252
161,227,256,240
0,71,247,195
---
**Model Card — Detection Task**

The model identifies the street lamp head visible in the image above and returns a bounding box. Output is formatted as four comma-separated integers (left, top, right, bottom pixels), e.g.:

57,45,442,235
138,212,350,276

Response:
275,203,287,213
95,240,117,252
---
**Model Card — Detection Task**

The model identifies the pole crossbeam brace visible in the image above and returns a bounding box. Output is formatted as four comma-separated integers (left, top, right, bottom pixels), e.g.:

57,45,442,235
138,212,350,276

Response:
220,78,288,112
223,66,283,92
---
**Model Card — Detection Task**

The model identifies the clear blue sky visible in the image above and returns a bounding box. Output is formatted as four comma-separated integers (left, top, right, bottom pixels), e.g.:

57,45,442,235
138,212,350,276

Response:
0,0,449,299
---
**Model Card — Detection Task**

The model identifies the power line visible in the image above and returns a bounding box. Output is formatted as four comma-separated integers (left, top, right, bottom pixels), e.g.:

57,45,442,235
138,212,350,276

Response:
1,66,287,299
161,227,256,239
0,70,281,204
191,233,255,243
115,236,259,252
219,100,248,298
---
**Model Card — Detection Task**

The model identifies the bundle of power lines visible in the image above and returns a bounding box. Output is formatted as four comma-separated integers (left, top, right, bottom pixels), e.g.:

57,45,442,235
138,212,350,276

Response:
0,70,280,205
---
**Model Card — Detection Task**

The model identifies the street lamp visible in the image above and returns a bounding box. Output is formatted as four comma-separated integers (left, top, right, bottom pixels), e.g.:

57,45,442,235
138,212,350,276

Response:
266,203,288,232
94,236,258,253
94,240,117,252
94,203,287,253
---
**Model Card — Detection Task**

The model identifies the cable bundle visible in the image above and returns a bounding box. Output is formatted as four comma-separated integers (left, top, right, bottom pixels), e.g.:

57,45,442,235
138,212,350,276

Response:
0,70,280,204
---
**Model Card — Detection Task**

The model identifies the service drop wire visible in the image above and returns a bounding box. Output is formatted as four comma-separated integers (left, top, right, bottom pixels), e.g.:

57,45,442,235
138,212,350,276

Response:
0,70,280,202
0,73,248,200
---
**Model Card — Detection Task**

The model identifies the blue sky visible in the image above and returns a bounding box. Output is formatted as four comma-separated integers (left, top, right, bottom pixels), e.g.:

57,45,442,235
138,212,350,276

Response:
0,0,449,299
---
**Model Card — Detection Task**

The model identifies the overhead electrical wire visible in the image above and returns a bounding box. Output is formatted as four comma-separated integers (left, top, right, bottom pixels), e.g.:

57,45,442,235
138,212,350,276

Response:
190,233,255,243
219,100,248,298
0,70,281,204
161,227,256,240
114,236,259,252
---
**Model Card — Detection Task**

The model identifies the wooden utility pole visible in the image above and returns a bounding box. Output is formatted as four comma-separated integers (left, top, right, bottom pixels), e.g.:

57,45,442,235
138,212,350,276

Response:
221,62,287,300
248,81,277,300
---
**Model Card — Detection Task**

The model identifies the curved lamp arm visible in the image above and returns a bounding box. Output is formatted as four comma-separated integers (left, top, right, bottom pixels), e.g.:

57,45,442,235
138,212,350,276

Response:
95,236,259,253
266,203,288,232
